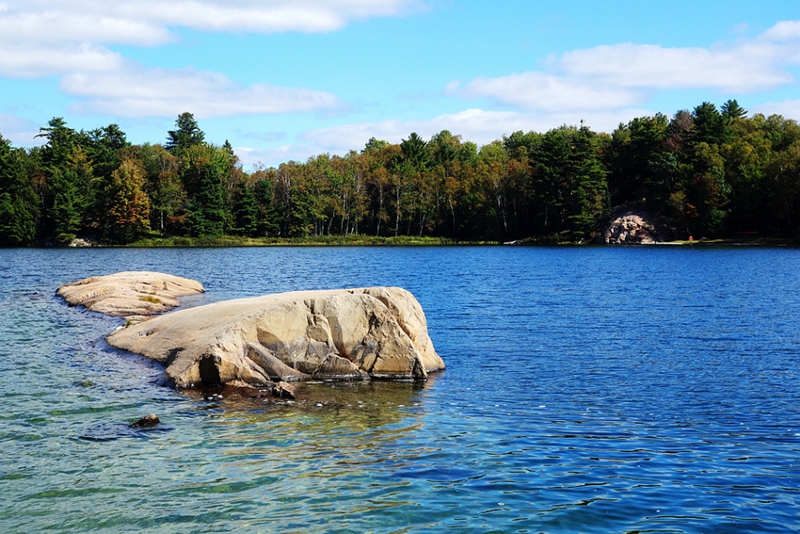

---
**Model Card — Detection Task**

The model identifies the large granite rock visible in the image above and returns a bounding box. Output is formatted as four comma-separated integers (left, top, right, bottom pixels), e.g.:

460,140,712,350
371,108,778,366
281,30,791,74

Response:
603,209,672,244
57,271,204,322
106,287,444,388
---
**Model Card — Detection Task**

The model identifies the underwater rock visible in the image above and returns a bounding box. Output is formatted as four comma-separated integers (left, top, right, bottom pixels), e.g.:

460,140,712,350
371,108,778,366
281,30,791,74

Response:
130,414,160,428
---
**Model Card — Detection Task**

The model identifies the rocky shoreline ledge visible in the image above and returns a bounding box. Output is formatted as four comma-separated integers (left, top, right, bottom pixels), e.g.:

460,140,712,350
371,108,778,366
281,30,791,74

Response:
58,272,444,400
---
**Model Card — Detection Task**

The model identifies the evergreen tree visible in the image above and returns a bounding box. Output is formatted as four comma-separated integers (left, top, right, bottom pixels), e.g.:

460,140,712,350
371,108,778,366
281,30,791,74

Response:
50,169,82,244
0,138,39,245
231,181,259,236
691,102,727,146
400,132,431,171
182,144,229,238
166,112,205,155
721,99,747,120
253,177,280,236
36,117,77,170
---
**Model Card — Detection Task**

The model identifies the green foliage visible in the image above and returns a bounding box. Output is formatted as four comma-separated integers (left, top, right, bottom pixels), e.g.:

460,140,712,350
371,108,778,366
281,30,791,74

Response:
253,177,280,237
49,169,82,245
36,117,77,170
532,125,609,237
721,99,747,120
131,143,186,235
400,132,431,172
183,145,228,238
166,112,205,156
104,158,151,243
691,102,727,146
231,180,259,236
0,138,39,245
363,137,388,153
764,140,800,234
5,102,800,246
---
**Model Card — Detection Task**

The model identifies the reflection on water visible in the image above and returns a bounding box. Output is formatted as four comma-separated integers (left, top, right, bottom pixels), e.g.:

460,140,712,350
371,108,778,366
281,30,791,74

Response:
1,246,800,533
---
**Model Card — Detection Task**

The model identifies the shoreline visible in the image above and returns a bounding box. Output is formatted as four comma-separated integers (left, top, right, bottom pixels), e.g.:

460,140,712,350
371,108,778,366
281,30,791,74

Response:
3,235,798,249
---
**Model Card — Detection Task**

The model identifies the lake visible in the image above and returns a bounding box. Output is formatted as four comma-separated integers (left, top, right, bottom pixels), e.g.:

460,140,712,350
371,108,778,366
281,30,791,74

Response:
1,246,799,533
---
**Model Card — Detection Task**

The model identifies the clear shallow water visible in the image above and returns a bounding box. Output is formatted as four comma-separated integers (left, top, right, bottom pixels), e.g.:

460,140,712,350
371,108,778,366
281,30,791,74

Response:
1,246,799,533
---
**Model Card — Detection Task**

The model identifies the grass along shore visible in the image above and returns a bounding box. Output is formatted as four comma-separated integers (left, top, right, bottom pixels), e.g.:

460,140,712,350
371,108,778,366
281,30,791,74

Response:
125,234,490,247
121,235,799,247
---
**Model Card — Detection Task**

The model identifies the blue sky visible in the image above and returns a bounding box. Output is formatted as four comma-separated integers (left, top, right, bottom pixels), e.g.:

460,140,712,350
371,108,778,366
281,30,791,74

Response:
1,0,799,167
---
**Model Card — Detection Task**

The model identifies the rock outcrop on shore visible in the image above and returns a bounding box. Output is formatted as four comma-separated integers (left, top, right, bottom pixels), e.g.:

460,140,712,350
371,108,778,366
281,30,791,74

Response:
106,287,444,388
603,209,673,244
57,271,204,323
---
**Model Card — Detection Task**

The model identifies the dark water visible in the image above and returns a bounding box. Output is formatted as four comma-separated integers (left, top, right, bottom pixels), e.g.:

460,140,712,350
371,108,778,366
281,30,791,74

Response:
1,246,799,533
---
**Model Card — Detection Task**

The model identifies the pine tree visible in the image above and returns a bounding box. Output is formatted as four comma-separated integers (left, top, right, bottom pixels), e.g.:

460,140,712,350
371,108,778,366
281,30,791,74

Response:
0,138,39,245
231,181,259,236
166,112,205,156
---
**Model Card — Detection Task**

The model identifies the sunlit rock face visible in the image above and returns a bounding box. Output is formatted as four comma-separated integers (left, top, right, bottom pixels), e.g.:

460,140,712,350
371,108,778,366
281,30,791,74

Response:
603,210,672,244
105,286,444,388
57,271,204,323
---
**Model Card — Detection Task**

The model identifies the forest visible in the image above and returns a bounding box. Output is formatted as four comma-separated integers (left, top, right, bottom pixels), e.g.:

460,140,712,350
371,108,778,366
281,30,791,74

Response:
2,100,800,246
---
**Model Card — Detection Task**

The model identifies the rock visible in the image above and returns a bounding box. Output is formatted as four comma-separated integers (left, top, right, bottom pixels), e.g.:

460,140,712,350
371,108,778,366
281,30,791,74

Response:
274,381,297,400
131,414,160,428
57,271,204,322
68,237,94,248
603,209,672,244
106,287,445,388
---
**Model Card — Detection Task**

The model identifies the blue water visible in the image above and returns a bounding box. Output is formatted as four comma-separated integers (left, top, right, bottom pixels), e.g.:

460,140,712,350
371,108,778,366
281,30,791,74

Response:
1,246,799,533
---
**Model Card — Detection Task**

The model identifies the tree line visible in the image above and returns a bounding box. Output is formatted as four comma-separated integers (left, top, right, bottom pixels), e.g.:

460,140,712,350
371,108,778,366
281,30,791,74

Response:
2,101,800,246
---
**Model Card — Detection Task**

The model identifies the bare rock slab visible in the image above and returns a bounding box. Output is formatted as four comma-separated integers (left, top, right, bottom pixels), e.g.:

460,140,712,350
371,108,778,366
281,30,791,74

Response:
106,287,445,388
57,271,204,321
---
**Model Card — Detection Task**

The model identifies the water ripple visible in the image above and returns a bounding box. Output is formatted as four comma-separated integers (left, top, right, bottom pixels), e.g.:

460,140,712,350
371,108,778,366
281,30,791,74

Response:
1,247,799,532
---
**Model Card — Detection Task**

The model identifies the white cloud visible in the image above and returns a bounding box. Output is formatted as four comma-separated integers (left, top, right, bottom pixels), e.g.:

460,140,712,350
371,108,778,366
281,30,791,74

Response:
760,20,800,42
0,1,419,50
137,0,418,34
0,44,123,78
0,0,410,116
458,20,800,113
62,66,344,118
301,107,649,154
0,114,45,146
236,130,288,143
0,10,171,47
558,42,790,92
751,99,800,119
0,0,420,81
236,144,330,168
234,107,649,167
464,72,643,112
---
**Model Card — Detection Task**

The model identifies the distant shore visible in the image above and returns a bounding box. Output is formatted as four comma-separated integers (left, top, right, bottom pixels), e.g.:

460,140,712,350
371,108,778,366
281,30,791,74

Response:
56,234,799,248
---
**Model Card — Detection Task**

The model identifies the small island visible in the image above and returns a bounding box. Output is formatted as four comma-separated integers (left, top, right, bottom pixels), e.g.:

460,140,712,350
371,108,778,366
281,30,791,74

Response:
58,272,444,398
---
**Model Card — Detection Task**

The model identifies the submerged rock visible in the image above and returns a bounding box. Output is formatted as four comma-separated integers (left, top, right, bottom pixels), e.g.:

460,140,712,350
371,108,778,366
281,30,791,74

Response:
106,287,445,388
57,271,204,323
131,414,160,428
274,381,297,400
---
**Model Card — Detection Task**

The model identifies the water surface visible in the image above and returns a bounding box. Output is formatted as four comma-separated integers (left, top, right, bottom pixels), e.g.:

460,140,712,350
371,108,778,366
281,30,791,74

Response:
1,246,799,532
